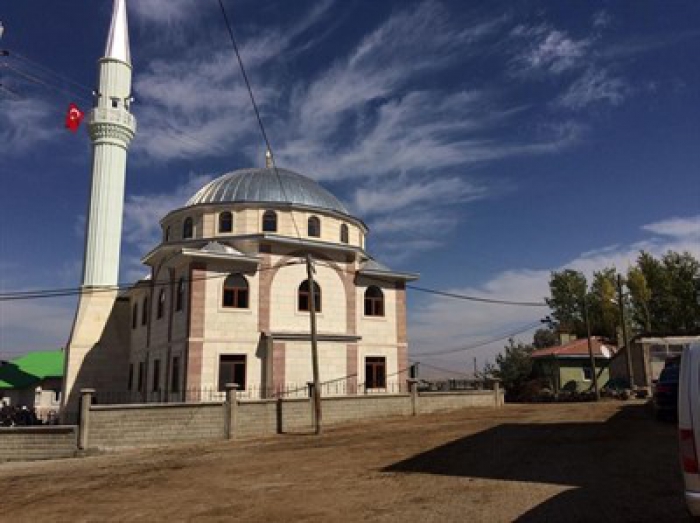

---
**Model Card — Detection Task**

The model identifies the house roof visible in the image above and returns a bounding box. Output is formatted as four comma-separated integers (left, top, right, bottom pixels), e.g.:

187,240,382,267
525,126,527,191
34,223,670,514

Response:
530,337,617,359
0,350,64,389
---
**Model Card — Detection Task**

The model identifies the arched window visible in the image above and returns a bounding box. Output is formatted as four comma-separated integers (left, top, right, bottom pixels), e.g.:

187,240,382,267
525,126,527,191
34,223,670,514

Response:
175,277,185,312
219,211,233,233
164,226,170,242
298,280,321,312
364,286,384,316
141,296,149,326
340,224,349,244
262,210,277,232
222,274,249,308
132,302,138,329
308,216,321,237
183,217,193,239
157,289,166,319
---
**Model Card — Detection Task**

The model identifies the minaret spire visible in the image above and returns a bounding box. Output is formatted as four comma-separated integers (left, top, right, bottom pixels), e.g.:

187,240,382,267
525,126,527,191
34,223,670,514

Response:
105,0,131,64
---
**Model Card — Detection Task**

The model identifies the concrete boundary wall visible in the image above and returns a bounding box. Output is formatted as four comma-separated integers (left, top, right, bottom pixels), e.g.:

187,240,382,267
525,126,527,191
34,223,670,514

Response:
1,387,503,459
89,402,225,450
0,426,78,462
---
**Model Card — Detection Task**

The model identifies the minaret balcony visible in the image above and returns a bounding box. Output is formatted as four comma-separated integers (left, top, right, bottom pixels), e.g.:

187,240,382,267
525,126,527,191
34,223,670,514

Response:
88,106,137,131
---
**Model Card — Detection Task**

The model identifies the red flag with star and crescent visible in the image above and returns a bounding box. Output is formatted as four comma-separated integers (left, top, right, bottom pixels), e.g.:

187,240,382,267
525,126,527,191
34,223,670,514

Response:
65,103,85,132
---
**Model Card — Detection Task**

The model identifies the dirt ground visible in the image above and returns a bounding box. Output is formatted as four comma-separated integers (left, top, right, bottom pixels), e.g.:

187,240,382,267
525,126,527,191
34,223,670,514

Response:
0,401,689,522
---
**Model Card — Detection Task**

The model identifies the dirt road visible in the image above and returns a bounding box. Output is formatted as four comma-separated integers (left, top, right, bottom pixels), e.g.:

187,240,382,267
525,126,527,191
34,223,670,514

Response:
0,401,688,522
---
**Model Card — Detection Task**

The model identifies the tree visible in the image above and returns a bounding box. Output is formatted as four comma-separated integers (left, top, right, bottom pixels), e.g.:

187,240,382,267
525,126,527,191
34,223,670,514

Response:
492,338,534,396
626,266,651,332
546,270,588,337
533,328,558,349
634,250,700,333
587,268,618,339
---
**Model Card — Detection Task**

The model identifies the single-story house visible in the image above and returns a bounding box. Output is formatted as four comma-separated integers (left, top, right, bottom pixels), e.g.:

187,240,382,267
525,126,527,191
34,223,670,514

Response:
531,337,618,394
0,350,64,420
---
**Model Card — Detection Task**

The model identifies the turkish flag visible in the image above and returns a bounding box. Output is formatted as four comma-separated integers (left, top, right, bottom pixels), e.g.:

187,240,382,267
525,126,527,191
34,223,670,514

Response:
65,103,85,132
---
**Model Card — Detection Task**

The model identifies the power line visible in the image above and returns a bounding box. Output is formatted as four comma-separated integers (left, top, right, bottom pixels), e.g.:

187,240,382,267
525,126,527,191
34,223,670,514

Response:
411,321,542,357
5,49,93,93
0,62,91,104
406,284,548,307
216,0,304,244
0,261,303,302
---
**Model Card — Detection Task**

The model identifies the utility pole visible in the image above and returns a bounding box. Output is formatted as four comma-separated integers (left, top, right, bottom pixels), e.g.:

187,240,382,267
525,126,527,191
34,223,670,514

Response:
582,296,600,400
617,274,634,389
306,253,322,434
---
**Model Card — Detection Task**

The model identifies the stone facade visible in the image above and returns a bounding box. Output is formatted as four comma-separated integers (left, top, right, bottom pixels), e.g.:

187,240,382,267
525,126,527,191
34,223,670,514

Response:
119,194,418,403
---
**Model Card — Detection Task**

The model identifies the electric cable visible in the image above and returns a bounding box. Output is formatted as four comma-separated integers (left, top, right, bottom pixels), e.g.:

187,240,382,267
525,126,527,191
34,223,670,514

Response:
411,321,542,357
216,0,305,245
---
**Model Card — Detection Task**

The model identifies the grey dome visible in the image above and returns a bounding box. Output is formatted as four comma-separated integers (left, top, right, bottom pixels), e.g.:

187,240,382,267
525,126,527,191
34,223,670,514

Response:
186,167,349,215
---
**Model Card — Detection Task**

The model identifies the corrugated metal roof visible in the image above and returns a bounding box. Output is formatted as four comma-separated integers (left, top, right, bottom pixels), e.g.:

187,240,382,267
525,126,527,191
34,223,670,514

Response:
186,168,350,215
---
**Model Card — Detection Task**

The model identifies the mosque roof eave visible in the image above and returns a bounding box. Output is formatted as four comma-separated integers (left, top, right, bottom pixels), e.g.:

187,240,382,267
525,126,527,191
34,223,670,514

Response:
358,268,420,282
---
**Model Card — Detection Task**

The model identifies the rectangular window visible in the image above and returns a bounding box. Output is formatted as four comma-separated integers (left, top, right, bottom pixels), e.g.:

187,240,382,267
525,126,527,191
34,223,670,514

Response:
582,366,593,381
127,363,134,391
222,287,249,308
218,355,247,392
365,357,386,389
171,356,180,393
153,359,161,392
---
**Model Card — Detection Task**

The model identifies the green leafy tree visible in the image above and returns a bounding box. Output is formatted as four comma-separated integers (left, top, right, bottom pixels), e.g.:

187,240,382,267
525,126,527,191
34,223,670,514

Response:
493,338,534,396
634,250,700,333
627,266,652,332
546,269,587,337
533,328,558,349
588,268,618,339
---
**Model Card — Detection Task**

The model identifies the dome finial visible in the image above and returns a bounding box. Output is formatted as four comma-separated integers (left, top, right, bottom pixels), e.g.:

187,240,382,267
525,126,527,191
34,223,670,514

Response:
265,149,273,168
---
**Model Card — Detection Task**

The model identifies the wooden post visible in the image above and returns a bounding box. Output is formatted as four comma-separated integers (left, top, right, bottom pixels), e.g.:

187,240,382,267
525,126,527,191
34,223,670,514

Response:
224,383,239,440
493,379,502,407
78,388,95,450
306,254,322,434
407,379,418,416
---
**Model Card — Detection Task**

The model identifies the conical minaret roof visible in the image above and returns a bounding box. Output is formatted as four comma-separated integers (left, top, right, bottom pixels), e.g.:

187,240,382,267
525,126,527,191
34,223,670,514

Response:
104,0,130,64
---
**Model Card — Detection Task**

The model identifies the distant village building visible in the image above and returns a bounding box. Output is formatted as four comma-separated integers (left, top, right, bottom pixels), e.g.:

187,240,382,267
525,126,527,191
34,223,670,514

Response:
0,350,64,420
530,337,617,394
62,1,417,418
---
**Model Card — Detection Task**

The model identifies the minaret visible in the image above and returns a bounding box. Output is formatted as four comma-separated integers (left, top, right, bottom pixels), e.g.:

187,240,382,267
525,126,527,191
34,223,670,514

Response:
84,0,136,287
62,0,136,420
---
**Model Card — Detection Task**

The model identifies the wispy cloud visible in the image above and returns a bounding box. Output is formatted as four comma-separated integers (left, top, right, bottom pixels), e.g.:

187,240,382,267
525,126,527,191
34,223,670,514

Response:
0,98,57,154
129,0,202,27
558,68,628,109
511,24,591,75
642,215,700,239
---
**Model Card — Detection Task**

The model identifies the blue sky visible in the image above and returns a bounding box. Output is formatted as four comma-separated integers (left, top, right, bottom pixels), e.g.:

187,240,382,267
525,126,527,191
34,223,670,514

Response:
1,1,699,374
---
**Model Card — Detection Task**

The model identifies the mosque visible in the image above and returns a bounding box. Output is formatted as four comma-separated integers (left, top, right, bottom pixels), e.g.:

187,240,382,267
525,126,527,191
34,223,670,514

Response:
61,0,417,418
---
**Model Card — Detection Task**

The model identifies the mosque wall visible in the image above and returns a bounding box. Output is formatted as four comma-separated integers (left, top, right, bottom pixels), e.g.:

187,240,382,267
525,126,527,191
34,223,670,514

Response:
283,341,349,389
269,261,347,334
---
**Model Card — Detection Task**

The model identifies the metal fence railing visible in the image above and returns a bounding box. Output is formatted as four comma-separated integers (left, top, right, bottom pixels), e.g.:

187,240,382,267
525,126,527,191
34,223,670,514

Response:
93,380,415,406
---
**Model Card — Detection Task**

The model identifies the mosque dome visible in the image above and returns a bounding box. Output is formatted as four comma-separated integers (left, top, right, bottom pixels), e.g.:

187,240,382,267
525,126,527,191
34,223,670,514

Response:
186,167,349,215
